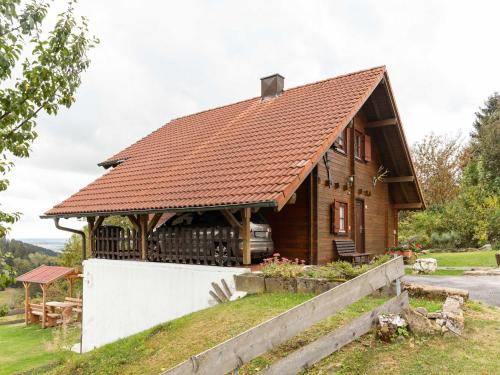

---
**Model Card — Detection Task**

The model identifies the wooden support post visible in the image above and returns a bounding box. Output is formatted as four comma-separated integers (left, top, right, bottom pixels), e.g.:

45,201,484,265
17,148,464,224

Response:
394,209,399,246
221,210,243,230
242,208,251,265
365,118,398,128
23,282,30,325
139,214,148,260
348,121,356,245
69,277,74,298
87,217,95,258
393,203,423,209
382,176,415,183
127,215,140,230
41,284,48,329
147,213,162,233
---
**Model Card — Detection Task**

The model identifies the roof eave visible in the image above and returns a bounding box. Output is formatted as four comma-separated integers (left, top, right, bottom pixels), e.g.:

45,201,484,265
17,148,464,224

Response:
41,200,279,219
381,72,427,209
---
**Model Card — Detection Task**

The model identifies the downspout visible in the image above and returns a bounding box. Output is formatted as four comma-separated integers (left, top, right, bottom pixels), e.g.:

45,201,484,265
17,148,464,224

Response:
54,217,86,354
54,218,87,261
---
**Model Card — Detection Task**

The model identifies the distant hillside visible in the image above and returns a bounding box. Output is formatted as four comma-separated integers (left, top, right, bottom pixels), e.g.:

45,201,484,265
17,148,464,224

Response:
0,238,58,258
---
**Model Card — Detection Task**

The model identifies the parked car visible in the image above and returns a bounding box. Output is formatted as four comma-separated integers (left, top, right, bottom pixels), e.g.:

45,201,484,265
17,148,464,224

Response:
158,210,274,258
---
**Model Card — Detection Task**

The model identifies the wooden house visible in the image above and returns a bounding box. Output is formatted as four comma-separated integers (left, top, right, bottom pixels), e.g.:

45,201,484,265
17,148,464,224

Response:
44,66,424,266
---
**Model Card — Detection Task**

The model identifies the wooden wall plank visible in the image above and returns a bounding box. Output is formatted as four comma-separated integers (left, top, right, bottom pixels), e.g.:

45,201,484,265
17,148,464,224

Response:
316,112,394,263
261,177,311,261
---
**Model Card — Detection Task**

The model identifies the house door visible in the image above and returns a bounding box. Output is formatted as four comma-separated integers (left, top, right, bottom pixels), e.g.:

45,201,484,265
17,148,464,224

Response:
356,200,365,253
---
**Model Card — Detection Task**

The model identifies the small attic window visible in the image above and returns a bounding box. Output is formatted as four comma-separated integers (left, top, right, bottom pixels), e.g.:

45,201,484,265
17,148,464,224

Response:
354,131,364,160
332,128,347,153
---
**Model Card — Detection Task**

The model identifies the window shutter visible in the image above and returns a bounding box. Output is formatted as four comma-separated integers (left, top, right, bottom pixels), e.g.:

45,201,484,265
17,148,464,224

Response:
330,203,335,233
331,201,340,234
344,203,349,233
364,134,372,162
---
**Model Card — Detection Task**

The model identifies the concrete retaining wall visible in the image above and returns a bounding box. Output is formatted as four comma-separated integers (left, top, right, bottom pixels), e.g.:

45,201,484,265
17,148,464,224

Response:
81,259,248,352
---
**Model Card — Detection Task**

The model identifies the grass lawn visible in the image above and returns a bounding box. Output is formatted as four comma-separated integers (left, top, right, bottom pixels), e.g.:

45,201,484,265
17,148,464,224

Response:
3,292,499,375
419,250,498,268
0,323,79,375
47,293,312,375
306,301,500,375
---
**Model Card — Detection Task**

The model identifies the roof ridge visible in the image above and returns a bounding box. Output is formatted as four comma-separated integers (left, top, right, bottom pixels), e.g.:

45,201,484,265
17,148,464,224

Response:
168,65,386,123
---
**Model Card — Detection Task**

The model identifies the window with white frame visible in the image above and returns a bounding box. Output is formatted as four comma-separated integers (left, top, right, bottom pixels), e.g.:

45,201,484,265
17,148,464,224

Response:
339,204,346,233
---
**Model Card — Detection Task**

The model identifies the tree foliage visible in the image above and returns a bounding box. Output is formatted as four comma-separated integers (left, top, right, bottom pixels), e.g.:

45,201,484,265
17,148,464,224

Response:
0,249,16,289
470,93,500,194
58,232,82,267
0,0,98,237
411,133,464,205
401,93,500,249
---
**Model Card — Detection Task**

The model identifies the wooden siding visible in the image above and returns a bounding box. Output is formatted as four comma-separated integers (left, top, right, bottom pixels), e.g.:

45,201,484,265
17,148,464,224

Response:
316,112,394,264
261,174,312,263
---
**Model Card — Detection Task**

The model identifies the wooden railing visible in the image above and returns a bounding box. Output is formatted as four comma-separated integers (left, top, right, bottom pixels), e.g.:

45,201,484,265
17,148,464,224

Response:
93,225,140,260
147,227,242,267
92,225,243,267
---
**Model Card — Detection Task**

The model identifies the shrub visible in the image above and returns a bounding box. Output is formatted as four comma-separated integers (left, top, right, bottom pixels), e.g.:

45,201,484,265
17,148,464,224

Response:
0,304,9,317
322,255,391,281
261,253,305,278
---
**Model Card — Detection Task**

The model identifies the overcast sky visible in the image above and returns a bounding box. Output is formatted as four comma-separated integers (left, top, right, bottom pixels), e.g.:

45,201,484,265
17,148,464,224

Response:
2,0,499,240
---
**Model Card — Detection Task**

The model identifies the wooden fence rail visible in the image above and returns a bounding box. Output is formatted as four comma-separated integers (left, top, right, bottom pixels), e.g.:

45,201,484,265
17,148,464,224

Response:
260,292,409,374
162,256,404,375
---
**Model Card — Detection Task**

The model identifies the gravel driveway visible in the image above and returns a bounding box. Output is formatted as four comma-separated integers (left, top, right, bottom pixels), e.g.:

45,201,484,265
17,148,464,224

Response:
403,275,500,306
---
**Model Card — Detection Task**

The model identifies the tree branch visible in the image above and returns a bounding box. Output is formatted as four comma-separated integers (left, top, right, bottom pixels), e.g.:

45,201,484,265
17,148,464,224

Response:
0,24,23,38
3,104,44,138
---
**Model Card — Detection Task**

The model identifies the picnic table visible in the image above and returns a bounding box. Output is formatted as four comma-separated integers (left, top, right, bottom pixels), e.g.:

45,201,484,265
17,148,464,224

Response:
46,301,78,325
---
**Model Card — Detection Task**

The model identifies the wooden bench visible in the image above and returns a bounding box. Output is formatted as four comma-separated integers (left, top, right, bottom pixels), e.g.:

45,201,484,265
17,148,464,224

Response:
65,297,83,322
28,303,61,327
333,240,372,266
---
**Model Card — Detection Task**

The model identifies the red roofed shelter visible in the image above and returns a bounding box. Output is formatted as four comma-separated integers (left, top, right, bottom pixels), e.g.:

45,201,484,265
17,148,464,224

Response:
42,66,424,266
17,265,80,328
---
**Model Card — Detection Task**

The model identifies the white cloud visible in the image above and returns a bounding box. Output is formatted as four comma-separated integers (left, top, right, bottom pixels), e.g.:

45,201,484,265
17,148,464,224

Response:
2,0,498,238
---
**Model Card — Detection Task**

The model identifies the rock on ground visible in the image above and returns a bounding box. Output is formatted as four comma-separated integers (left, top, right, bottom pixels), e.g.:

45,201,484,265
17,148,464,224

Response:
402,307,440,334
413,258,437,274
377,314,407,342
442,296,465,334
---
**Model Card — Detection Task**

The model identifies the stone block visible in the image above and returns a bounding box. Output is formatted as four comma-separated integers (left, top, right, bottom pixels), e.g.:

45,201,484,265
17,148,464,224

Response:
265,277,297,293
234,273,265,294
296,277,341,294
402,282,469,301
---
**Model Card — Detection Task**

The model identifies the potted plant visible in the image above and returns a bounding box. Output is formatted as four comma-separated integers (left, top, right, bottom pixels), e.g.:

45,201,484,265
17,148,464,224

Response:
386,244,416,264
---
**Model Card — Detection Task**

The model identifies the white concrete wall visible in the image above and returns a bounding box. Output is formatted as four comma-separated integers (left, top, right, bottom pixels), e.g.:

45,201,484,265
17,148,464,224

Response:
81,259,248,352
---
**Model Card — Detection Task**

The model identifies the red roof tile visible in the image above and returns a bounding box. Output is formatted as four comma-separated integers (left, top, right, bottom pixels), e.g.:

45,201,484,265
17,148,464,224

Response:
45,66,386,216
17,265,77,284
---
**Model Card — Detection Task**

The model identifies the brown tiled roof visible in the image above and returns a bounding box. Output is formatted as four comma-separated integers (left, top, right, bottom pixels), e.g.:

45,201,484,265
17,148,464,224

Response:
17,265,77,284
45,66,386,216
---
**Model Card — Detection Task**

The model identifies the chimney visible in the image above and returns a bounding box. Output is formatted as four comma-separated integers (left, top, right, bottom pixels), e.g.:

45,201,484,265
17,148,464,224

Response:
260,73,284,99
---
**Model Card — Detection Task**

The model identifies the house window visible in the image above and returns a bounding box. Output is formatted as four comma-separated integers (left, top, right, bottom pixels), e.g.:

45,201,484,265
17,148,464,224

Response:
331,201,348,234
354,131,363,160
332,129,347,153
339,204,346,233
